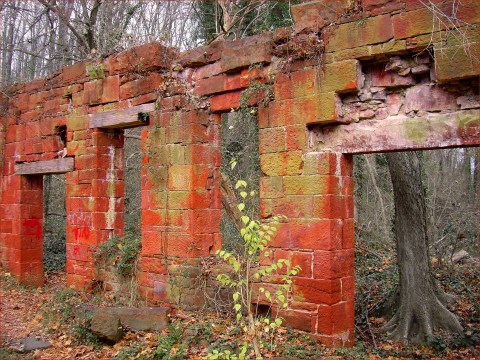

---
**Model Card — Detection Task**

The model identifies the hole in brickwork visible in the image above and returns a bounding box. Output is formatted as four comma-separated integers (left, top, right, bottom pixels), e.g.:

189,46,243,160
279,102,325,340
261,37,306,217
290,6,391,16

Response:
43,174,66,272
338,54,479,124
220,110,260,253
55,125,67,146
309,52,480,151
67,94,73,111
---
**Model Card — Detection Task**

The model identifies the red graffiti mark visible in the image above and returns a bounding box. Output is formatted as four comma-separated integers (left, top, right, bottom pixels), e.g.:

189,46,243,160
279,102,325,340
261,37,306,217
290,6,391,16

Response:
73,245,80,256
22,219,42,240
73,226,90,240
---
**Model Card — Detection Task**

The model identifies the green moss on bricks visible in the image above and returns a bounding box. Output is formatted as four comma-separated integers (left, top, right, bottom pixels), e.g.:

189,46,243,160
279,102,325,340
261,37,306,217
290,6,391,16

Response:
454,110,479,129
403,118,428,144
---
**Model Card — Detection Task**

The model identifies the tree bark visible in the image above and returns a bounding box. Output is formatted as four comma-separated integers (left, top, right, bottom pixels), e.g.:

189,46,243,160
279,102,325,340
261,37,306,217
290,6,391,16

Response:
221,172,244,232
384,152,463,343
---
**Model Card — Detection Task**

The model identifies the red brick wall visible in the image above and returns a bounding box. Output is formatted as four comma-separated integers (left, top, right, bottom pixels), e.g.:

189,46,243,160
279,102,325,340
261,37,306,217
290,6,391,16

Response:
1,0,479,346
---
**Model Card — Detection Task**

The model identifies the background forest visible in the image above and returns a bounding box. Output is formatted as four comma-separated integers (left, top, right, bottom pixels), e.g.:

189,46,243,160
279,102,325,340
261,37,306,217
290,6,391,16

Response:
1,0,478,358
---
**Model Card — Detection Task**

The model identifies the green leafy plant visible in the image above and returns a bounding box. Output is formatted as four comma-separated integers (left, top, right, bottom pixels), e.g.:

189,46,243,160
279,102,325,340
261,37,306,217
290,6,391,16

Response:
152,323,187,359
86,63,106,79
210,179,300,359
94,234,141,278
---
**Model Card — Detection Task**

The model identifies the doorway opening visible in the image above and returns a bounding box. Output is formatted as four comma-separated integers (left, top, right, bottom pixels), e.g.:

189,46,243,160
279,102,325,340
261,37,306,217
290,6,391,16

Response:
353,148,478,344
43,174,66,273
124,127,145,237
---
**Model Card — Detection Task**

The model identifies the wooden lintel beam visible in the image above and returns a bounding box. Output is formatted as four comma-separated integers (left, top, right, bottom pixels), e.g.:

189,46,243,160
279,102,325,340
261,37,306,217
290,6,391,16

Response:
15,158,74,175
89,103,155,129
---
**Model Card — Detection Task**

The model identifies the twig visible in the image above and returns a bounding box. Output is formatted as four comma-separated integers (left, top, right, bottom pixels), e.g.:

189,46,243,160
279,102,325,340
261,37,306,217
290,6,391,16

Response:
356,242,384,260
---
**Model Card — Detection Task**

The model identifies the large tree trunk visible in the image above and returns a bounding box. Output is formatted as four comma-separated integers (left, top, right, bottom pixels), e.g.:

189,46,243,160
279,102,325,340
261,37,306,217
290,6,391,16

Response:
384,152,463,343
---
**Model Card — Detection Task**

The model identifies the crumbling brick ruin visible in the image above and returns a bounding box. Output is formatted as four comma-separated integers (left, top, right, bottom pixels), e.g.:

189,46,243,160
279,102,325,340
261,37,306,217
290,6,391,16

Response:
1,0,479,346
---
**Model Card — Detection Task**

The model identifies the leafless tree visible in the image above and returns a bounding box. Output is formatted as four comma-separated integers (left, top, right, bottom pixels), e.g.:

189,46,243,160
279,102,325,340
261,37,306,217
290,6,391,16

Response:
1,0,197,85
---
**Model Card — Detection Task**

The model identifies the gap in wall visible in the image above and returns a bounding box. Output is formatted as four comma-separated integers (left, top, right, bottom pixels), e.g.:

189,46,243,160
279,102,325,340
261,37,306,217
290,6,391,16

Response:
43,173,66,273
220,110,260,254
124,127,145,237
353,148,478,340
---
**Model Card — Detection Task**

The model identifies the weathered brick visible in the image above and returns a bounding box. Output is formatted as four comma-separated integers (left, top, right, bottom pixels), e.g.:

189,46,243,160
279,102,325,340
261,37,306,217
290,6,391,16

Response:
341,276,354,301
166,234,213,257
285,151,304,175
195,62,223,80
313,249,354,279
317,301,355,338
342,218,355,249
167,190,210,210
142,209,166,227
393,7,434,39
260,176,283,199
267,196,314,219
259,151,303,177
271,219,343,251
286,125,307,151
313,195,353,219
434,30,480,82
194,74,228,96
284,175,340,195
320,61,360,94
290,251,313,277
120,73,163,99
177,42,223,67
274,68,316,100
291,0,349,34
268,93,338,127
260,153,285,177
141,231,163,256
405,84,458,113
189,209,221,234
210,92,241,113
293,278,341,305
325,15,393,52
363,0,405,15
62,61,89,83
259,127,286,154
167,165,209,190
304,152,336,176
276,309,317,332
105,42,177,74
194,70,253,97
220,33,272,73
83,76,120,105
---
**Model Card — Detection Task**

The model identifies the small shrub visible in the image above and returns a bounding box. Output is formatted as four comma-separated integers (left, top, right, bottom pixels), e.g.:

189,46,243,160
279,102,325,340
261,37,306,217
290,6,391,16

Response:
94,233,141,278
211,179,300,359
152,323,187,359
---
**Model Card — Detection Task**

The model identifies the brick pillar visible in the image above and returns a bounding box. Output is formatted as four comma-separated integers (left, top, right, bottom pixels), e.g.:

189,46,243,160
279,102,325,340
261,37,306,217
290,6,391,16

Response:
0,172,44,287
259,131,355,344
66,128,124,289
139,109,222,307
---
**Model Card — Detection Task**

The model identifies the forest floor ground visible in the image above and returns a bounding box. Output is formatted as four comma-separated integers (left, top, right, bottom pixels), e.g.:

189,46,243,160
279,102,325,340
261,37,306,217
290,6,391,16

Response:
0,260,478,360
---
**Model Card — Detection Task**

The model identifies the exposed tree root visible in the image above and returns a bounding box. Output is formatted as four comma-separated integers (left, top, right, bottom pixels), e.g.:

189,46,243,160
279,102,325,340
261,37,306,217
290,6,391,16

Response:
382,292,463,344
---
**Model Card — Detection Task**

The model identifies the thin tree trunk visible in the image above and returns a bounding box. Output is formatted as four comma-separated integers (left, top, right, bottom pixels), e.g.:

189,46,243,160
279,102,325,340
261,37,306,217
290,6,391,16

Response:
383,152,463,343
221,172,244,232
364,155,390,241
